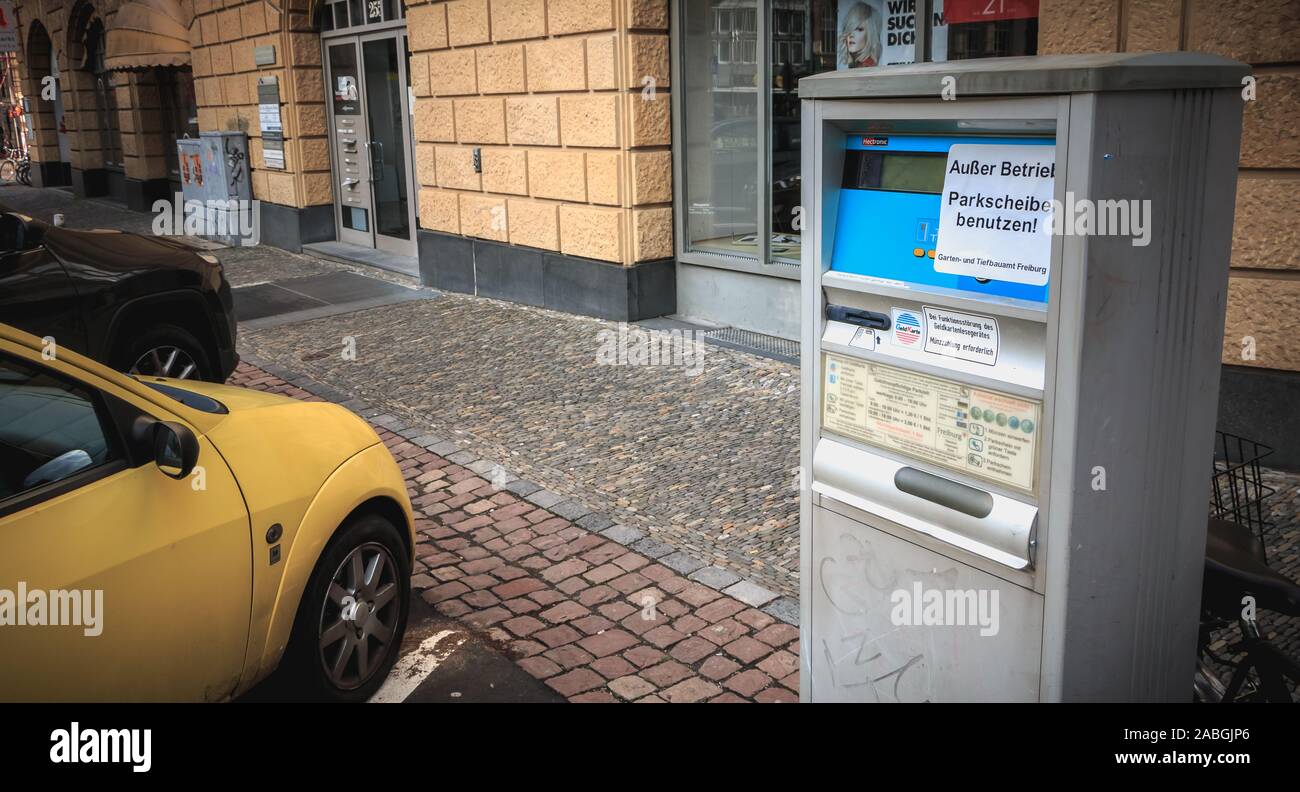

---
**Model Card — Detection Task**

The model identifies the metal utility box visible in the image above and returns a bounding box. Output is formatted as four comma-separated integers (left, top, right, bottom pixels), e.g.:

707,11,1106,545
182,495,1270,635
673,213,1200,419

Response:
176,131,252,246
798,53,1248,702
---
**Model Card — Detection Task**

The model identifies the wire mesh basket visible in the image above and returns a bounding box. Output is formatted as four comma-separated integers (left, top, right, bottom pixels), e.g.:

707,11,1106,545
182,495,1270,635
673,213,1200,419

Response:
1210,430,1276,553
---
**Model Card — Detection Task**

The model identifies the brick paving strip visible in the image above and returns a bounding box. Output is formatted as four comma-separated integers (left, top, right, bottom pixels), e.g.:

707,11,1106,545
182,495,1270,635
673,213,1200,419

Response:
228,360,801,703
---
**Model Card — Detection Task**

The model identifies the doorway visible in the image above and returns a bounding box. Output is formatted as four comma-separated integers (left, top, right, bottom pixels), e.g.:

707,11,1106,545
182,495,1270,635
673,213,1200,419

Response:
324,29,416,257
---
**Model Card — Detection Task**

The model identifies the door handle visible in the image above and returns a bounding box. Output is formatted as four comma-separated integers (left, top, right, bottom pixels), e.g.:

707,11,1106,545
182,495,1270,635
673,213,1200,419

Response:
369,140,384,183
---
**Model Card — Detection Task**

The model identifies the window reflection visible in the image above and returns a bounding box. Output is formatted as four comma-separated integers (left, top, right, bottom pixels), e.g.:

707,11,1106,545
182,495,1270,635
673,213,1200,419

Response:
946,0,1038,60
770,1,838,263
682,0,760,259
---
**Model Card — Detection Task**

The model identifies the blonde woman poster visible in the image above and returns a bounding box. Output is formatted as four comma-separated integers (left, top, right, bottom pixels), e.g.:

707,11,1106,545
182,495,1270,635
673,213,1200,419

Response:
837,1,883,69
838,1,948,69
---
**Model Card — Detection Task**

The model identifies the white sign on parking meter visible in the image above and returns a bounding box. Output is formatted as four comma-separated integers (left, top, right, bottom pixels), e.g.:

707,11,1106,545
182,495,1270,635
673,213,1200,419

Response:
934,144,1055,286
0,3,17,52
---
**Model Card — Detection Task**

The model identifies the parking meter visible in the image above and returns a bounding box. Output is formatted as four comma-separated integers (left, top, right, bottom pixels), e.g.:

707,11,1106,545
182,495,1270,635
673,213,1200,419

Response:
798,53,1248,702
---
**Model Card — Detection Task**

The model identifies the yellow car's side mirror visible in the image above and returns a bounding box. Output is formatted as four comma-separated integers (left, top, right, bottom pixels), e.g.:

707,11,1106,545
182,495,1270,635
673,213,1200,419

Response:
131,417,199,479
153,421,199,479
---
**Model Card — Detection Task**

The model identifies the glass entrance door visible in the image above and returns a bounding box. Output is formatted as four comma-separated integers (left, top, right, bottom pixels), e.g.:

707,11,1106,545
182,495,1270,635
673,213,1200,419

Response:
360,34,413,254
325,31,416,256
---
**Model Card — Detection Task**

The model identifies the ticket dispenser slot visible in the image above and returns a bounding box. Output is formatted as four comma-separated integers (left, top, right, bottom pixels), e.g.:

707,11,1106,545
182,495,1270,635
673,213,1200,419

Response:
799,54,1248,702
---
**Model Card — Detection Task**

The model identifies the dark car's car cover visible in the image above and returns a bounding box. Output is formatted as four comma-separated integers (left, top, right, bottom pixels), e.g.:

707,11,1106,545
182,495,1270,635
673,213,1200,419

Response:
40,227,205,276
0,211,238,381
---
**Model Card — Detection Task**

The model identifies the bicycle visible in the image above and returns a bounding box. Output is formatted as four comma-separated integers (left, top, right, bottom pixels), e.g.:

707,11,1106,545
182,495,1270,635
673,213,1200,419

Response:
0,146,31,185
1194,431,1300,702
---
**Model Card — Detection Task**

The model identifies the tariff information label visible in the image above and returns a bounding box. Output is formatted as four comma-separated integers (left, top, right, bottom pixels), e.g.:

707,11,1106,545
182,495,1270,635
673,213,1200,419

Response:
934,143,1055,286
821,354,1040,492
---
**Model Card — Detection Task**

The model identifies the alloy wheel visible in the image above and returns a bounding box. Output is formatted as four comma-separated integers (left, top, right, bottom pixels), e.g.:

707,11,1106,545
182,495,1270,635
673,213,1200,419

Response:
317,542,401,691
130,345,201,380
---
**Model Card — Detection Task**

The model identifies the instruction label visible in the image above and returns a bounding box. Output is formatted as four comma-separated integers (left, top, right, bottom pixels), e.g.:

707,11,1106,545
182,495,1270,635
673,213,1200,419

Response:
934,143,1055,286
922,306,999,366
822,354,1039,492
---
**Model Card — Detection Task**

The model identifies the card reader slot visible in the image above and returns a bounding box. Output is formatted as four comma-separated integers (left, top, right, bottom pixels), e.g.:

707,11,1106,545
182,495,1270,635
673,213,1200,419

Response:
826,304,890,330
894,467,994,518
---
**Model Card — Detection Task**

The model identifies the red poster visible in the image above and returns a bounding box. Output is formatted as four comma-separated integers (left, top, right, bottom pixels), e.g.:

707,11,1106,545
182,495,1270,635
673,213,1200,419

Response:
945,0,1039,24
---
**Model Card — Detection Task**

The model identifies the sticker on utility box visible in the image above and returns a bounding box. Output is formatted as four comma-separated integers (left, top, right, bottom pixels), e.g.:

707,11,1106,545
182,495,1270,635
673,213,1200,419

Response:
933,143,1055,286
891,308,924,348
923,306,999,366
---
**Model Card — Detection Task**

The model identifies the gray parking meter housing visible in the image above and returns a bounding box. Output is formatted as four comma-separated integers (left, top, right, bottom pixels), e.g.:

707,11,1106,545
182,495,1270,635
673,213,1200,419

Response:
799,53,1248,702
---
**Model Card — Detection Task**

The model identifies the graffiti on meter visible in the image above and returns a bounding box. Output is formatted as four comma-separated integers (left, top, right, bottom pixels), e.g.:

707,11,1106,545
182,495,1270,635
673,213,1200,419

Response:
934,144,1056,286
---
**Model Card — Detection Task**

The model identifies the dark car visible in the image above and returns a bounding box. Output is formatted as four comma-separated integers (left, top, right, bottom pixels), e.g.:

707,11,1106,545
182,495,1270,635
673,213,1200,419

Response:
0,211,237,382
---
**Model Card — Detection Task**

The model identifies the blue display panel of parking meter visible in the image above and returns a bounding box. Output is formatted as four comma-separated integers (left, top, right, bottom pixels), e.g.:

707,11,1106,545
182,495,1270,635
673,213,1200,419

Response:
830,135,1055,303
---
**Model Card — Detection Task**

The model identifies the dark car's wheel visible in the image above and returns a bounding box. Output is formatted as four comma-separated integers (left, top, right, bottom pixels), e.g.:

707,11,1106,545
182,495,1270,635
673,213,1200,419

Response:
282,512,411,702
117,325,213,381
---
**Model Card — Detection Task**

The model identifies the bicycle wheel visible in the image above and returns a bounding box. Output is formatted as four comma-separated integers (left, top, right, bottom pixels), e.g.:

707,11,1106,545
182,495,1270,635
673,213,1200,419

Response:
0,160,15,182
17,161,30,186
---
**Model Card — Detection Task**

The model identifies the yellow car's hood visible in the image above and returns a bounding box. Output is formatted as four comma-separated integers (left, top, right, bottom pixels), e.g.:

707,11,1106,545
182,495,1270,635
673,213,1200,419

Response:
145,377,384,522
139,376,298,412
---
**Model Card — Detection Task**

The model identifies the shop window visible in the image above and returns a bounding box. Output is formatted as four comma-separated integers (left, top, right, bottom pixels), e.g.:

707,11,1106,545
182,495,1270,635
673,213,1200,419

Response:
946,0,1039,60
157,68,198,180
675,0,1038,269
84,20,122,171
680,0,761,261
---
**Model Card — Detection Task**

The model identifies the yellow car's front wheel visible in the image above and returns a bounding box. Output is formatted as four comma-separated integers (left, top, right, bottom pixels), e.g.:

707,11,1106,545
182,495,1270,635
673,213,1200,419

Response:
285,512,411,701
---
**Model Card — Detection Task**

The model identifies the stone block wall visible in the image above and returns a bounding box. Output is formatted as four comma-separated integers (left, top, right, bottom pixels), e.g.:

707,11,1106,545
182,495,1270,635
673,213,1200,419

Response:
191,0,331,209
407,0,672,266
1039,0,1300,373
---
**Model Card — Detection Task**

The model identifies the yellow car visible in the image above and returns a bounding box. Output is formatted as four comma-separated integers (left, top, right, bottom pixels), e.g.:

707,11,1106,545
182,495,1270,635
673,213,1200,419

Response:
0,323,414,702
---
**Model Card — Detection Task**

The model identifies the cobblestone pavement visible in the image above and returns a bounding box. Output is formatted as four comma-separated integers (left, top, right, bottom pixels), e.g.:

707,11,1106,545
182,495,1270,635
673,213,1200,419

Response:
230,362,800,702
239,295,803,596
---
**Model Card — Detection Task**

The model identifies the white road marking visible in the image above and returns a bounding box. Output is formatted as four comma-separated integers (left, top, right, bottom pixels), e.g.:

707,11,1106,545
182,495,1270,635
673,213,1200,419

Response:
368,629,467,703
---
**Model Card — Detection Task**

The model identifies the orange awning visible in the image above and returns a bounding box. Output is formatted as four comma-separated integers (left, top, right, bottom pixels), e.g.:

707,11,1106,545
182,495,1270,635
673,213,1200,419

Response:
104,0,193,70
